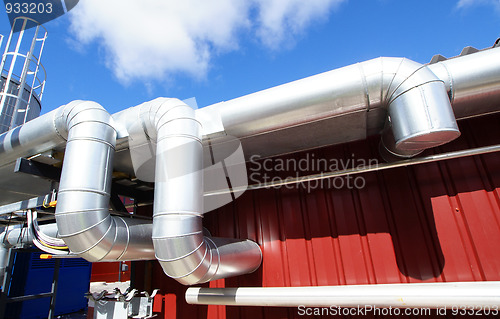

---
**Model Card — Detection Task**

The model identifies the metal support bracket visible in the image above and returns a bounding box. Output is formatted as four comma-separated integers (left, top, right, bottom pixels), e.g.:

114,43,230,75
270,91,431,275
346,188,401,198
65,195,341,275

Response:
14,158,61,181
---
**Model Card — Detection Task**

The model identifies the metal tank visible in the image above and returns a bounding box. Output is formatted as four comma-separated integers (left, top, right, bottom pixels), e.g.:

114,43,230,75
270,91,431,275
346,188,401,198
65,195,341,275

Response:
0,17,46,133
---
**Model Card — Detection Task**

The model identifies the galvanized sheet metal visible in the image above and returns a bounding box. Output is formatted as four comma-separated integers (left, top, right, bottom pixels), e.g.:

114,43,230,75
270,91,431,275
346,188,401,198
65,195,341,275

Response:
134,113,500,318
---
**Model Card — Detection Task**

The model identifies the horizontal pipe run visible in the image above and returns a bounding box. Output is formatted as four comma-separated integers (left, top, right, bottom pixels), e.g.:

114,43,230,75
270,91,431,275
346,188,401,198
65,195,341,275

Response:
0,223,59,247
0,107,66,168
186,282,500,308
428,47,500,119
204,144,500,197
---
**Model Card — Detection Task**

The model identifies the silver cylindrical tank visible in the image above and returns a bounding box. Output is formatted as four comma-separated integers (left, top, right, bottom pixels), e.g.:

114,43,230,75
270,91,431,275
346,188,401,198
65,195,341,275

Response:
0,17,47,133
0,76,42,133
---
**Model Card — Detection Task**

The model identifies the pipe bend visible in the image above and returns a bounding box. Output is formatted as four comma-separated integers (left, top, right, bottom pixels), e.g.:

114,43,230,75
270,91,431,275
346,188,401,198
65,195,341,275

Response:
137,97,192,140
384,58,444,103
376,58,460,155
55,101,154,262
143,98,262,285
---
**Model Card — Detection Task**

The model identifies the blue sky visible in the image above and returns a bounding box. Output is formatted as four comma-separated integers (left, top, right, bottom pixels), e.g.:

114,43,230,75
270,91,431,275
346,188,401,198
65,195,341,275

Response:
0,0,499,115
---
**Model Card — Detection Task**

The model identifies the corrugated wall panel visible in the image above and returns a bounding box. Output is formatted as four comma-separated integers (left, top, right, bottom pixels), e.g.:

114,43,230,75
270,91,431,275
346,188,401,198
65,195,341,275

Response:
134,113,500,318
90,261,131,283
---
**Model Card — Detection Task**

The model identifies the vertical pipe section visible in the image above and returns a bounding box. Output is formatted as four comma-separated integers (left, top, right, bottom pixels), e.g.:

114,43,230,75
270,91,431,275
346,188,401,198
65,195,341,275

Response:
54,101,154,262
139,98,261,285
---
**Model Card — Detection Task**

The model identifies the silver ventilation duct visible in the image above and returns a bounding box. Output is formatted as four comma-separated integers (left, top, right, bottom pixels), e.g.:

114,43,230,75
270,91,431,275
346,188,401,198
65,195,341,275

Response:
199,47,500,161
384,61,458,150
199,57,460,160
0,101,155,262
121,98,262,285
428,47,500,119
0,98,261,284
0,45,499,287
54,101,154,262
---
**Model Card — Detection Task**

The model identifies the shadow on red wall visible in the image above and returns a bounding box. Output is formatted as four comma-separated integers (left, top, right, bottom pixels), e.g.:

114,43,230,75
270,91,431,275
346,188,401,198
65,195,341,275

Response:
133,113,500,318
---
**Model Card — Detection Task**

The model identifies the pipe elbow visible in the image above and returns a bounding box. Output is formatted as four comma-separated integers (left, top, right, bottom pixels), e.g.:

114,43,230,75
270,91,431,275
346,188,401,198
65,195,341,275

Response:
153,214,262,285
379,58,460,158
149,99,262,285
55,101,154,262
137,97,192,138
54,101,117,261
153,215,215,285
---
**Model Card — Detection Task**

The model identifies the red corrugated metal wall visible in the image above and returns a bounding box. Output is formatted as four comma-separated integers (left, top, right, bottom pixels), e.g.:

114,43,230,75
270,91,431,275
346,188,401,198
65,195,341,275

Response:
90,261,131,283
133,113,500,318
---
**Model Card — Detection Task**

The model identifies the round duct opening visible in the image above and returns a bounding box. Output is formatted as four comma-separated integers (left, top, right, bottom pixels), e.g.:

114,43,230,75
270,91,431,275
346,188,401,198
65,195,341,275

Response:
379,128,423,162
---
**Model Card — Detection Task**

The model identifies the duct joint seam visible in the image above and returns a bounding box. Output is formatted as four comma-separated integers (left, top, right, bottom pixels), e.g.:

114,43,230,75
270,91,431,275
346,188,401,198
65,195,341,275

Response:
66,219,114,256
55,100,154,262
56,215,110,238
144,98,261,285
115,217,130,260
357,62,371,112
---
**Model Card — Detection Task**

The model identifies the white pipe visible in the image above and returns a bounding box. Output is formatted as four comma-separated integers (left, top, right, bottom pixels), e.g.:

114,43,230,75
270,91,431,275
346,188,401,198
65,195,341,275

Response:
186,282,500,308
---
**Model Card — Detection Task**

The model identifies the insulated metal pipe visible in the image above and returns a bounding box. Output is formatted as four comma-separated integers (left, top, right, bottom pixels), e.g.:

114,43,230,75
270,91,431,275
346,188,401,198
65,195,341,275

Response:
0,217,65,289
122,98,262,285
0,107,66,167
186,282,500,308
428,47,500,119
0,100,155,262
203,57,459,158
0,223,59,247
0,222,60,282
53,101,154,262
200,47,500,160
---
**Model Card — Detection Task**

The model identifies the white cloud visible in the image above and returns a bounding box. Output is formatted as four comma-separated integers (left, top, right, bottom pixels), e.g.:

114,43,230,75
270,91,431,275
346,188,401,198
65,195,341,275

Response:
68,0,344,84
253,0,343,50
457,0,500,10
